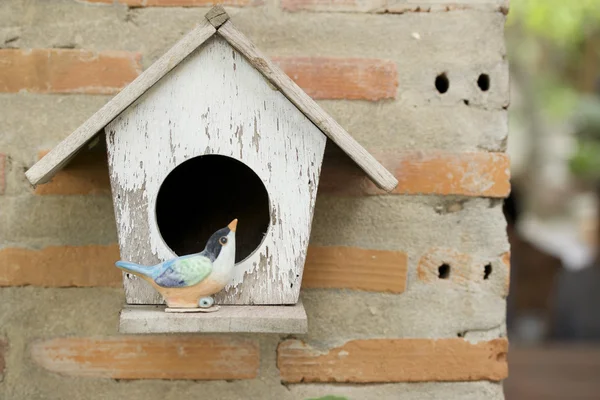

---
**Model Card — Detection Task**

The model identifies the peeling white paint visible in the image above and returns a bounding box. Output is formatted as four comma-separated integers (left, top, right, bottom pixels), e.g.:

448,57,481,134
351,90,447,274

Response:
106,36,326,305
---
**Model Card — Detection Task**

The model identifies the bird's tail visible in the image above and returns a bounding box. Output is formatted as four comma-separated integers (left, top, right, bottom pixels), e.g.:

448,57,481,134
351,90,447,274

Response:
115,261,156,278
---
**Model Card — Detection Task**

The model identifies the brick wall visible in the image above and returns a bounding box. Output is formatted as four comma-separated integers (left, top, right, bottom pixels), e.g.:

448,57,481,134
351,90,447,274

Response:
0,0,509,399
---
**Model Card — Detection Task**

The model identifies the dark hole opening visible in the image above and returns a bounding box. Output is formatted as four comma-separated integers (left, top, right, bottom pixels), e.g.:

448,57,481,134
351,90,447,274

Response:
477,74,490,91
435,73,449,94
156,155,270,263
484,264,492,280
438,264,451,279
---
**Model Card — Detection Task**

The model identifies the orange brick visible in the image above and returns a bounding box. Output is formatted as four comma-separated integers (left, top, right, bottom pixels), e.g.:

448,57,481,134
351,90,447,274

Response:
303,246,407,293
273,57,397,101
34,147,508,198
31,336,259,380
34,150,111,195
417,247,510,289
0,245,121,287
0,338,6,382
0,153,5,195
502,251,510,295
277,338,508,383
321,149,510,197
0,49,141,94
82,0,261,5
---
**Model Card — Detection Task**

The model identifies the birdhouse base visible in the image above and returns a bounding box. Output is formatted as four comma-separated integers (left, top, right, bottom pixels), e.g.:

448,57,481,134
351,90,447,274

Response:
118,301,307,334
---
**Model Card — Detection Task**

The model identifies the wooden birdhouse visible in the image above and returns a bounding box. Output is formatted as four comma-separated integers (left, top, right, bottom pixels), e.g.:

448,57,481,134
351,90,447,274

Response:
24,6,397,334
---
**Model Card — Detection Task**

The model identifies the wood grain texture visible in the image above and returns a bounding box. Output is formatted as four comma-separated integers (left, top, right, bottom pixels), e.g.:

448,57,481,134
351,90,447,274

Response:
107,36,326,305
0,49,141,94
205,5,230,27
24,20,216,187
217,21,398,193
277,338,508,383
302,246,407,293
321,148,510,197
119,302,307,333
31,336,259,380
0,245,121,287
281,0,509,13
272,57,397,101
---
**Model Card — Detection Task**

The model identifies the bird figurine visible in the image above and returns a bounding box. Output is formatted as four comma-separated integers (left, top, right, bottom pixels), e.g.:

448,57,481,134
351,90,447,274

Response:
115,219,238,313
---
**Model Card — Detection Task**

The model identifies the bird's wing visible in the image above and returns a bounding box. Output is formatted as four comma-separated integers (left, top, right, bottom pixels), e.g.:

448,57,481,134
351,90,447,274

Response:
153,255,213,288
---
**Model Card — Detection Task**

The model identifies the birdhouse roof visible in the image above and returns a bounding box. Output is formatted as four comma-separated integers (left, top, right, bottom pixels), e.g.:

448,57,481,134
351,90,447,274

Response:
24,6,398,193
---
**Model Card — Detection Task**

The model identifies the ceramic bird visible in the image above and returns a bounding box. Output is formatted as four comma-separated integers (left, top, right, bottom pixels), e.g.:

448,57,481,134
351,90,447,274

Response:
115,219,237,312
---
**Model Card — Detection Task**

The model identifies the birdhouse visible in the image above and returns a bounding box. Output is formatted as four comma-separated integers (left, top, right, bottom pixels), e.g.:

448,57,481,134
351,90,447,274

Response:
24,6,397,334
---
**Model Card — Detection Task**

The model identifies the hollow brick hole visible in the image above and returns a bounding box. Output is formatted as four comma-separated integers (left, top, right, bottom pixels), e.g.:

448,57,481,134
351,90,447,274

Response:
438,263,451,279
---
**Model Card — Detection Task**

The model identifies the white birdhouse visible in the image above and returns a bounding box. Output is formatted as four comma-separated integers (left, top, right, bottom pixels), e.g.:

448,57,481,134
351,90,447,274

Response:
25,6,397,334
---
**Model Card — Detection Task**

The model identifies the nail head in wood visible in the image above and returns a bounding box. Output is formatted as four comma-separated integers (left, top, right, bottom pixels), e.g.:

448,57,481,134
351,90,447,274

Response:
206,6,230,29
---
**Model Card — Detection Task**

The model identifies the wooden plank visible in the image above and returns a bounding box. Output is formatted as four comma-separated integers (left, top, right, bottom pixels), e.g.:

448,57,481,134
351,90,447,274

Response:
31,336,259,380
302,246,408,293
205,5,230,28
24,19,216,187
119,302,308,333
107,36,326,305
217,20,398,193
278,338,508,383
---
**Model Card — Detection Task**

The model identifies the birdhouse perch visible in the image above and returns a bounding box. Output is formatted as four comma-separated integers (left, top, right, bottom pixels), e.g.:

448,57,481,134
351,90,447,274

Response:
25,6,398,334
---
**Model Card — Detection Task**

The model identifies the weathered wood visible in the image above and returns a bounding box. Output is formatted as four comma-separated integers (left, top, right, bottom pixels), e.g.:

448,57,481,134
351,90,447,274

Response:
205,5,229,28
217,21,399,193
24,19,217,186
107,36,326,305
119,303,308,333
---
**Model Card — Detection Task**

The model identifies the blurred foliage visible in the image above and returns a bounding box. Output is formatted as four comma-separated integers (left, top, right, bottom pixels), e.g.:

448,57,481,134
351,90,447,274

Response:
507,1,600,183
508,0,600,48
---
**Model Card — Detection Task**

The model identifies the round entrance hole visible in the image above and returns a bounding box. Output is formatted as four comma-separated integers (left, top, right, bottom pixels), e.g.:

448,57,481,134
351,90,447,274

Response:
155,155,270,263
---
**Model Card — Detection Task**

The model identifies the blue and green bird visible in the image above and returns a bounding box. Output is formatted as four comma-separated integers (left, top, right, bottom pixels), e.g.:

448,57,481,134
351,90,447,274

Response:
115,219,237,309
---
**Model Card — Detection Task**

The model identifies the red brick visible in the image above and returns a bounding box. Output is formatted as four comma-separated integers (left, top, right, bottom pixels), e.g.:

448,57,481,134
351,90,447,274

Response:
0,245,122,287
34,150,111,195
303,246,407,293
277,338,508,383
82,0,262,5
321,149,510,197
35,147,508,198
417,247,510,292
31,336,259,380
274,57,397,101
0,49,142,94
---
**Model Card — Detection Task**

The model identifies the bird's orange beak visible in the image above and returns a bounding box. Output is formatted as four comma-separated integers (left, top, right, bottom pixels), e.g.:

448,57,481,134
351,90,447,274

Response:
228,219,238,232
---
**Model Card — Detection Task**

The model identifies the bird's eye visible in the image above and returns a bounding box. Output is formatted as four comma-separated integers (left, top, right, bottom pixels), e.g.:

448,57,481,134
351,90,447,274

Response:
219,237,228,245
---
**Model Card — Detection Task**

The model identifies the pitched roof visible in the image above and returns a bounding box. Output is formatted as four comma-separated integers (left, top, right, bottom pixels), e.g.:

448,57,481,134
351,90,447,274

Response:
25,6,398,192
